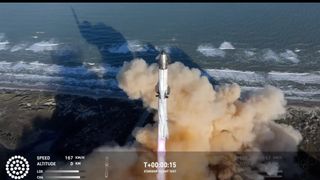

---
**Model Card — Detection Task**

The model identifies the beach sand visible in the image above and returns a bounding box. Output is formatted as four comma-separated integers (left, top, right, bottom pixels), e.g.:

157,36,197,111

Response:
0,89,319,179
0,89,153,155
0,89,319,153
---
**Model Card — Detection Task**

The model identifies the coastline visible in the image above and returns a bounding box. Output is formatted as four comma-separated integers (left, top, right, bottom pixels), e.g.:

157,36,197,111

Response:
0,88,319,179
0,88,319,155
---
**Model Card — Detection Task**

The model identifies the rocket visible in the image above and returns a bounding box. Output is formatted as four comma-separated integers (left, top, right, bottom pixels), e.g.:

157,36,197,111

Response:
156,51,170,180
156,51,170,140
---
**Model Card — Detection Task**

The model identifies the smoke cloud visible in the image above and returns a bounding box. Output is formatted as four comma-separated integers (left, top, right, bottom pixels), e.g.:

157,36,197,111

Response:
117,59,301,152
45,59,302,179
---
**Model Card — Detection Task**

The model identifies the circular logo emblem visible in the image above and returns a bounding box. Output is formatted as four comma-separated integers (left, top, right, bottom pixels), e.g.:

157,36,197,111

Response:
5,155,29,179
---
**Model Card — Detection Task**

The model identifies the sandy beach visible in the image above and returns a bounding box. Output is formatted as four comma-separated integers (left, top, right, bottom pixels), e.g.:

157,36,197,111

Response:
0,88,319,153
0,88,319,179
0,89,153,154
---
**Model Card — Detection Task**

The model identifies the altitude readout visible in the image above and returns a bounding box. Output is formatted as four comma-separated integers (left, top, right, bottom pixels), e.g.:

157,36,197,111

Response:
65,156,85,166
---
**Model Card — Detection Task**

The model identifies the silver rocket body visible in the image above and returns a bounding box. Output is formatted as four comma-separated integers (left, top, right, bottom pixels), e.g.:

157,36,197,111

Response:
157,51,170,140
156,51,169,180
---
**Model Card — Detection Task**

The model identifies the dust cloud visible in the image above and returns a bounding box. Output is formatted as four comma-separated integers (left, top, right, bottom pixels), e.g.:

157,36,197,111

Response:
45,59,302,180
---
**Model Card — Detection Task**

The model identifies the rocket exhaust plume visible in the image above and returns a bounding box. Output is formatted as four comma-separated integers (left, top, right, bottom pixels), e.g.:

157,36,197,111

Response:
46,58,303,180
156,51,170,180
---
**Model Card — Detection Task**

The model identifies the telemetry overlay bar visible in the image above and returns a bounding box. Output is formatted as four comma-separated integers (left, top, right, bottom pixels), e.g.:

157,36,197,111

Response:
44,175,82,179
46,170,80,173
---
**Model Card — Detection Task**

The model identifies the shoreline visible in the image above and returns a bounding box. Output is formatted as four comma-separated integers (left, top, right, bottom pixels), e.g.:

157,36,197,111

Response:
0,87,319,179
0,87,319,107
0,88,319,155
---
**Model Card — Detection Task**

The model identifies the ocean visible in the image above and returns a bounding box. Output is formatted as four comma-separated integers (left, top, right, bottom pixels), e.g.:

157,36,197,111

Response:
0,3,319,101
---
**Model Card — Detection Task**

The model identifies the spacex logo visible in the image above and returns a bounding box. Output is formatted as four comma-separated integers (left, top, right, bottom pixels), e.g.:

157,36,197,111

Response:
5,155,30,179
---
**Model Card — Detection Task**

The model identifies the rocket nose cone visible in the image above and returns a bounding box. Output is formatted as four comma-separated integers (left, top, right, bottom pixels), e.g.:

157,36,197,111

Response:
159,51,169,69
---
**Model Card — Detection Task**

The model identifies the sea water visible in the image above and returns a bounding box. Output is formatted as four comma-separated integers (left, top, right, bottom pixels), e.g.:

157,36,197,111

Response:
0,3,319,101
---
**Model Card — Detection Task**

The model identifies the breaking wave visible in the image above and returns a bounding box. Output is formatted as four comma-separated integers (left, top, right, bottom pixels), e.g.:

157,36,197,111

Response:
0,60,319,101
262,49,280,62
279,50,300,63
206,68,320,100
108,40,157,54
0,41,10,51
197,44,225,57
260,49,300,63
196,41,301,64
0,61,121,97
25,39,60,53
219,41,235,50
0,33,9,51
206,68,320,85
244,50,255,57
0,34,60,53
10,43,28,52
0,36,311,66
